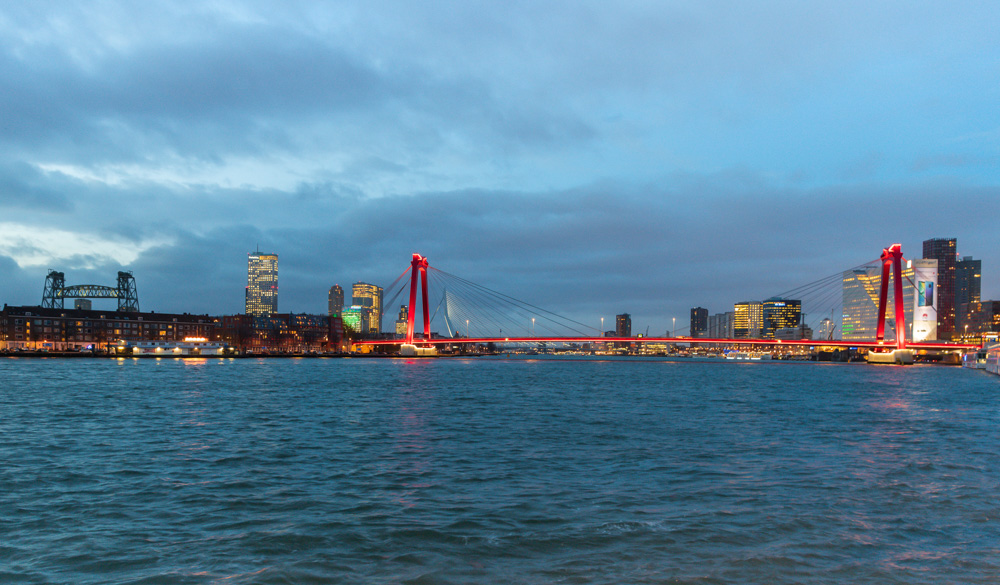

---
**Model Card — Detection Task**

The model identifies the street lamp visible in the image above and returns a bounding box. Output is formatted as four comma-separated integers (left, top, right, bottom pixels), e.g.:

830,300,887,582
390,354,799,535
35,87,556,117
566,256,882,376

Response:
466,319,470,338
532,317,536,336
601,316,604,336
672,317,676,338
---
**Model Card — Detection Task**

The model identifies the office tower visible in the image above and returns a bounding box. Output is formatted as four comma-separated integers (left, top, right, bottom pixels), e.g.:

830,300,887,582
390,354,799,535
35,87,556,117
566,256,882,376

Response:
734,301,763,338
708,312,735,338
328,285,344,317
841,268,880,340
955,256,981,333
352,282,383,334
342,305,371,334
246,249,278,317
395,305,408,336
690,307,708,338
762,298,801,339
841,258,938,342
956,256,982,307
923,238,956,339
616,313,631,337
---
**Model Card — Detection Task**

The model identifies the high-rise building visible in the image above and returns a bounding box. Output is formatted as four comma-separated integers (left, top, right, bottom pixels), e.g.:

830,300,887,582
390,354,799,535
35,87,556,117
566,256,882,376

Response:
690,307,708,338
955,256,982,333
708,312,735,338
923,238,957,339
841,258,938,342
734,301,763,338
328,285,344,317
616,313,631,337
246,249,278,317
352,283,383,334
342,305,371,334
762,298,801,339
956,256,982,307
395,305,408,336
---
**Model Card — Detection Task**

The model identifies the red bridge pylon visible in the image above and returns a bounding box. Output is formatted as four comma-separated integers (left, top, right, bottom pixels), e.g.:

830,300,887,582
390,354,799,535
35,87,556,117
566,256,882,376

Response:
405,254,430,344
875,243,906,349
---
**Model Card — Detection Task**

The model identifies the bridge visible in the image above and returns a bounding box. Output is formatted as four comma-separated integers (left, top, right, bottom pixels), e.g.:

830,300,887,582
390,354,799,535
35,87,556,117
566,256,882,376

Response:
357,247,982,356
41,270,140,312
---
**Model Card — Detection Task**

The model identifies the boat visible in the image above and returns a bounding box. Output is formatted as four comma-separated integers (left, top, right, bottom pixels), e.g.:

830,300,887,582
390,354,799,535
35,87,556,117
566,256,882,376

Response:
116,337,235,357
725,351,772,361
962,350,988,369
985,343,1000,375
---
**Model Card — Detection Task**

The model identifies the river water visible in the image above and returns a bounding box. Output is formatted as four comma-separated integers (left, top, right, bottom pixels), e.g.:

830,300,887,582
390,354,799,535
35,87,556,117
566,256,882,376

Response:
2,357,999,584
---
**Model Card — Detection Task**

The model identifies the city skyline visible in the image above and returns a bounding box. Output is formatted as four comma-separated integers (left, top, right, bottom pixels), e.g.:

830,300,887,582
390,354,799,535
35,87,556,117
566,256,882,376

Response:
1,3,999,335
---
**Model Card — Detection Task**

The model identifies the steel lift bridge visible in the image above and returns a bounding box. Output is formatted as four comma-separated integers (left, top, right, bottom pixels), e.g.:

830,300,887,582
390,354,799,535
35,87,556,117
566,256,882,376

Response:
41,270,140,312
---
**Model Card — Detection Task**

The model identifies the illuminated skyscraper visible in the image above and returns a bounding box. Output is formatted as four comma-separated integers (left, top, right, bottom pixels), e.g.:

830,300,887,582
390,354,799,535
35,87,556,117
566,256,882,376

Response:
352,282,383,334
733,301,763,338
923,238,956,339
328,284,344,317
246,249,278,317
762,298,801,339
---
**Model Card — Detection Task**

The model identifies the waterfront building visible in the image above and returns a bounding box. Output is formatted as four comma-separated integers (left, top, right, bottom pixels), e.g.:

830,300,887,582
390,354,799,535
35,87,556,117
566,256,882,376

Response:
774,324,813,340
246,249,278,317
955,256,981,333
708,311,735,338
733,301,763,338
690,307,708,338
923,238,956,339
762,298,801,339
960,301,1000,343
328,284,344,317
616,313,631,337
841,258,938,342
0,305,217,351
217,313,334,352
352,283,383,334
956,256,982,308
342,305,371,335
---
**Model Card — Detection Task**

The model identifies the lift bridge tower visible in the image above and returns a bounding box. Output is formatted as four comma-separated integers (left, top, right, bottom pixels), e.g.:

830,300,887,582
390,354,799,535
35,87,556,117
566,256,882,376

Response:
41,270,140,312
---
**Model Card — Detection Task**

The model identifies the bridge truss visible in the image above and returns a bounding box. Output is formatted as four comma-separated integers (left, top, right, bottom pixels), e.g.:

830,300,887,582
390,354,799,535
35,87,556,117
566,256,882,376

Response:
41,270,140,312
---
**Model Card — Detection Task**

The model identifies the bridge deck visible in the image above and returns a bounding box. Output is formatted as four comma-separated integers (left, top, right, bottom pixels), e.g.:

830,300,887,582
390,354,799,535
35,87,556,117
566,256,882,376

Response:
359,337,980,351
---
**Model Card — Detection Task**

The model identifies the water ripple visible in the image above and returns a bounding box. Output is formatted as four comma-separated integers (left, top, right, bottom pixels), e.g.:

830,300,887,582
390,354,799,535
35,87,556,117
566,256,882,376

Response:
2,358,1000,583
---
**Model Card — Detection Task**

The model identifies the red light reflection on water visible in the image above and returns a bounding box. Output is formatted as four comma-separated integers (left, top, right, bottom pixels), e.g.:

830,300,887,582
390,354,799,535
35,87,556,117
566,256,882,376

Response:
379,363,437,509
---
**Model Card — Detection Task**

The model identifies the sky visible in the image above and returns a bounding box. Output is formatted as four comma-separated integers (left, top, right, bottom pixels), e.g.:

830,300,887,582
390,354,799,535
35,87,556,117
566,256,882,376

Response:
1,1,999,335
